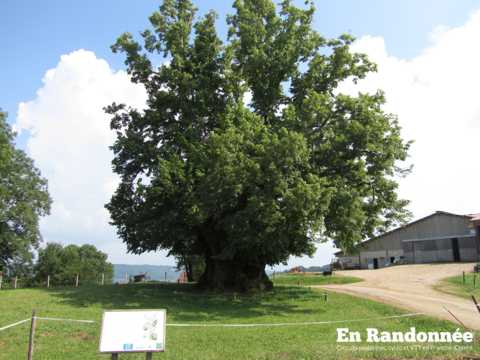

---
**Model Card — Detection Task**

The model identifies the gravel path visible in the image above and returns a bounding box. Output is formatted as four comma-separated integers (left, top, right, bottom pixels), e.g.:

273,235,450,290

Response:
317,263,480,330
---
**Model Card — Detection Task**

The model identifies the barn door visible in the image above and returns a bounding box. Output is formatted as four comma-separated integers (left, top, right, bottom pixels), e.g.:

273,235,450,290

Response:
451,238,461,262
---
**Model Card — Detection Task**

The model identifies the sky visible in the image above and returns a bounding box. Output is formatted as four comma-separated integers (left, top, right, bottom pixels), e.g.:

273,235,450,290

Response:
1,0,480,268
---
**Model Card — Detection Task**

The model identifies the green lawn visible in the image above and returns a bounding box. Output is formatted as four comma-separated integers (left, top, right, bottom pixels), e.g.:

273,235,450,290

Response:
436,272,480,299
272,272,362,286
0,284,478,359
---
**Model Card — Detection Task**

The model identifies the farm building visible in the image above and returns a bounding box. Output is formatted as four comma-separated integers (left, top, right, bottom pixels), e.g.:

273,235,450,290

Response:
335,211,480,269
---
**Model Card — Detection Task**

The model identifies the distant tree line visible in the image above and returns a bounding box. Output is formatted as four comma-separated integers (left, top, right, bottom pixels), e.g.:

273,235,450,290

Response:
1,242,114,287
34,243,114,286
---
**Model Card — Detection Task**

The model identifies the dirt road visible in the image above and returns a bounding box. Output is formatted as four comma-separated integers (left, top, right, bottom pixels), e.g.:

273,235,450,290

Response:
318,263,480,330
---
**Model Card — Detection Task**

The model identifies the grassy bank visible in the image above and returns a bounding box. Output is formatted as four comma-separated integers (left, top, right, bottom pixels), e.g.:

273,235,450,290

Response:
436,272,480,299
272,272,362,286
0,284,478,359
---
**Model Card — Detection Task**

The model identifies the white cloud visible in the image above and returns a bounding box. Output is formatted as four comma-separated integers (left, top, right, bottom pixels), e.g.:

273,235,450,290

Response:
16,49,174,265
286,9,480,269
338,10,480,219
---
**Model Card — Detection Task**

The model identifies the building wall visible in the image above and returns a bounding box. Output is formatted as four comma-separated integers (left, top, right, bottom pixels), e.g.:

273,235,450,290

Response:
338,255,360,269
338,212,479,268
402,236,478,263
459,236,478,261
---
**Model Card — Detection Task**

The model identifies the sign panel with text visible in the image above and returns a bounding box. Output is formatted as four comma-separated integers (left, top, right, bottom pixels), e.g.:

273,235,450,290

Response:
99,309,166,353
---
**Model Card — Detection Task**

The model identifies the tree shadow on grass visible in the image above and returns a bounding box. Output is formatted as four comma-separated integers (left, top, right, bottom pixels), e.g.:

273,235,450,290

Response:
47,283,327,322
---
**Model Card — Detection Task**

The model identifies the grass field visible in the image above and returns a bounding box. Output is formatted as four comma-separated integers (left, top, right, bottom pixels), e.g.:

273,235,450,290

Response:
0,283,479,359
436,272,480,299
272,272,362,286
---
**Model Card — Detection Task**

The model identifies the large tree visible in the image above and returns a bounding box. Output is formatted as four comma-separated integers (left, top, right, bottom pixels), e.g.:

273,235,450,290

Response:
106,0,410,291
0,110,51,276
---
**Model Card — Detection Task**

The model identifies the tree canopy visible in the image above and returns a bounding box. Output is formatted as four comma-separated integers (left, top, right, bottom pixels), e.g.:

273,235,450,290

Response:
0,110,51,276
106,0,410,291
35,243,114,285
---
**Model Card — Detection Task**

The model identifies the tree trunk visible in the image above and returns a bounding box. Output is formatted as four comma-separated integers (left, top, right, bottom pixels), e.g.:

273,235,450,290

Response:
198,257,273,292
184,260,194,282
196,222,272,292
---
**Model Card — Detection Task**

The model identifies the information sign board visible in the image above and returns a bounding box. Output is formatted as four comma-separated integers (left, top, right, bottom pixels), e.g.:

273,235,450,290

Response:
99,310,166,353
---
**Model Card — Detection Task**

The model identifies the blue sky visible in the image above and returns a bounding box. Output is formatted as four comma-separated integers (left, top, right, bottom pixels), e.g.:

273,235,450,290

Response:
3,0,480,125
2,0,480,267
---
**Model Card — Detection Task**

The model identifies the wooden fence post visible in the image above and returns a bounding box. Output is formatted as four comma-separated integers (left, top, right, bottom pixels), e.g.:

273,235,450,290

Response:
0,275,2,290
14,276,18,289
75,274,79,288
47,275,50,288
27,309,37,360
125,272,128,283
472,296,480,314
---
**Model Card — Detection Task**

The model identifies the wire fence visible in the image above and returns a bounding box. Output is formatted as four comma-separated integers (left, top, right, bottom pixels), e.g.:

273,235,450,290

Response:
1,312,428,334
0,274,106,290
0,271,182,290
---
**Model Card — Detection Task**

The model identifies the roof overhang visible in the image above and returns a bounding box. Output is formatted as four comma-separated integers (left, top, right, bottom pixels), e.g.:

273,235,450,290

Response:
468,213,480,227
401,233,475,243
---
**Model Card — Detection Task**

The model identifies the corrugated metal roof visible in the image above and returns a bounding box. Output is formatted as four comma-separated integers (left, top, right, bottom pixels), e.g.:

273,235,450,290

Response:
334,210,477,256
